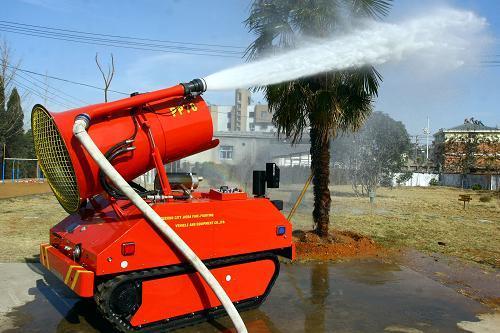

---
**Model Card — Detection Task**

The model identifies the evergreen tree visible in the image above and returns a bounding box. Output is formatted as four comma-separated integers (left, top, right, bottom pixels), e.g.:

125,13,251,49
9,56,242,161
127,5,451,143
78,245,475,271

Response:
5,87,24,142
0,75,5,113
0,74,6,159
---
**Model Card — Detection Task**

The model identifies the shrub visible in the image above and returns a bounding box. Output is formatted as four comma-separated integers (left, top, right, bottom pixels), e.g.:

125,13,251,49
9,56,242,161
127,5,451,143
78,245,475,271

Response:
471,184,482,191
479,195,491,202
396,172,412,186
380,173,393,188
429,178,439,186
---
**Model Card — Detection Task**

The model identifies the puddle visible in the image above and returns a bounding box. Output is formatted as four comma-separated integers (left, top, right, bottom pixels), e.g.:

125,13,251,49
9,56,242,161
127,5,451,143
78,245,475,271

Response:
1,260,492,333
396,249,500,308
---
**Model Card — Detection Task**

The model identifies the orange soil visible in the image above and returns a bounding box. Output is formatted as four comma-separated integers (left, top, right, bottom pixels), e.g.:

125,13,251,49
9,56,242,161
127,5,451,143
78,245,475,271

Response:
293,229,386,261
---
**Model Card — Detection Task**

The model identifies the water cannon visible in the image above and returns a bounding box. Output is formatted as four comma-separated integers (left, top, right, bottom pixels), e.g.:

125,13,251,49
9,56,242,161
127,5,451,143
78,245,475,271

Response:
32,78,213,213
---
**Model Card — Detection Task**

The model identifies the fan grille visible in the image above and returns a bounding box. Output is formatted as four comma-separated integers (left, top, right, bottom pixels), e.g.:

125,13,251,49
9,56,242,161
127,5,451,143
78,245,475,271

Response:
32,105,80,213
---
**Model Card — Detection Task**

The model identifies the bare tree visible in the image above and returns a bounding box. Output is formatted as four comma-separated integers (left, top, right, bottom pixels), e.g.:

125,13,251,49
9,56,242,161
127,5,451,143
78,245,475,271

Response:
0,39,24,158
340,112,410,196
0,39,21,94
95,53,115,102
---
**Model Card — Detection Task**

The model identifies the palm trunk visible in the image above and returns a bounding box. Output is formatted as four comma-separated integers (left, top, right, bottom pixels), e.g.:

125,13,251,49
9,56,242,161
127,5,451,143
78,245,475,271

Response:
310,126,331,238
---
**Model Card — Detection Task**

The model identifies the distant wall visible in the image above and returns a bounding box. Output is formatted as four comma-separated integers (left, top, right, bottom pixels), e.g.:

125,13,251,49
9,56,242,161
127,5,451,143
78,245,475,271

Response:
491,175,500,191
393,173,439,187
440,173,499,190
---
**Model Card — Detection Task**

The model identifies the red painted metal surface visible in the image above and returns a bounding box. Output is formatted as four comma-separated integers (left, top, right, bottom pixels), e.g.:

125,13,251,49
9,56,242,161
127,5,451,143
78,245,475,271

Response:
40,244,94,297
130,258,277,326
46,86,215,205
206,188,248,200
49,195,293,276
38,81,294,327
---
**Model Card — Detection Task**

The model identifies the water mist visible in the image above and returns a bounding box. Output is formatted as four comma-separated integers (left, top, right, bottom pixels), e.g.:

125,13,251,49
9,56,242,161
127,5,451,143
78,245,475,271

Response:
204,8,487,91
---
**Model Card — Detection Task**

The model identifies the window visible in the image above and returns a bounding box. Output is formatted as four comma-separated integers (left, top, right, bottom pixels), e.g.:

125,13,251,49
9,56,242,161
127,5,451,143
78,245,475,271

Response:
219,146,234,160
261,111,267,118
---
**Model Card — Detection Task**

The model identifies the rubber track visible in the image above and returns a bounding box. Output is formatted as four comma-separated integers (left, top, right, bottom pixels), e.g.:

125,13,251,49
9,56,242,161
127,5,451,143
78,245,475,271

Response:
95,252,279,333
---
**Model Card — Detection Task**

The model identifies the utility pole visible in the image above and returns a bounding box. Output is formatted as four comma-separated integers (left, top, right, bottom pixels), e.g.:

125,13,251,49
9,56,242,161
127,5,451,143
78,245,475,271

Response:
423,116,430,161
2,143,5,184
414,135,419,172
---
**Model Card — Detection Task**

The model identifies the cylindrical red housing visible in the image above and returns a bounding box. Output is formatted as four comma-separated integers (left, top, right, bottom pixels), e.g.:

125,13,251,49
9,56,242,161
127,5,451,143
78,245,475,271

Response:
32,84,217,213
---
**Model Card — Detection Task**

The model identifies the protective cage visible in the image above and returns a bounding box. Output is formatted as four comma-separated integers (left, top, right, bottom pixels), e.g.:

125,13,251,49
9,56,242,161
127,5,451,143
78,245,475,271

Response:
32,105,80,213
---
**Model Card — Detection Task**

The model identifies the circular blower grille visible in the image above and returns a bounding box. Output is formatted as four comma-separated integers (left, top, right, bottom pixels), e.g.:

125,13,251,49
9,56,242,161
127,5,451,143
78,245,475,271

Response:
32,105,80,213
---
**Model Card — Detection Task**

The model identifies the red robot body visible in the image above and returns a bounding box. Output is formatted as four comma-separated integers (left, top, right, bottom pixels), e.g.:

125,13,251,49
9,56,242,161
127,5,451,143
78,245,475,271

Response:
33,79,293,332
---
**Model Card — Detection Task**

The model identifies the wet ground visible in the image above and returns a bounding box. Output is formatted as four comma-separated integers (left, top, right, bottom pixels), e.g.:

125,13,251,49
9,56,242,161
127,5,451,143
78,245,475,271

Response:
0,259,497,333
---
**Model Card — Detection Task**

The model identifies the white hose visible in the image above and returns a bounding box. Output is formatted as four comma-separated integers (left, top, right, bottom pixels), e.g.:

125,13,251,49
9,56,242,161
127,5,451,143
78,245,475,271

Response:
73,118,247,333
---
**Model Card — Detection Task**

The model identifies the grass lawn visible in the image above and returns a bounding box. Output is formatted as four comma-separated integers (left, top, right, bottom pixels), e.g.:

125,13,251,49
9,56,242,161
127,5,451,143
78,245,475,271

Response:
0,193,66,262
0,183,498,269
274,185,500,269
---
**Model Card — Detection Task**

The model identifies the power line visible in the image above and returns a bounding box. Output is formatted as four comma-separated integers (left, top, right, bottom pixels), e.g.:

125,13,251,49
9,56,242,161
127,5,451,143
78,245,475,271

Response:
0,21,244,58
0,24,243,56
6,64,129,95
0,27,242,58
19,70,89,105
0,23,244,55
0,19,245,50
12,77,72,109
14,71,80,108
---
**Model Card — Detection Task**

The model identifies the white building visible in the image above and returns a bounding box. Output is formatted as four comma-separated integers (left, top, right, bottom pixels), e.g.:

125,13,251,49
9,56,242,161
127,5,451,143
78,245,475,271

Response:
182,131,309,166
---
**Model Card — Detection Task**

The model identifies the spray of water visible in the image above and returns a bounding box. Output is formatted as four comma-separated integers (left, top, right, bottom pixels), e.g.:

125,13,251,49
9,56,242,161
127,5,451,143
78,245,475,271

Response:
204,8,487,91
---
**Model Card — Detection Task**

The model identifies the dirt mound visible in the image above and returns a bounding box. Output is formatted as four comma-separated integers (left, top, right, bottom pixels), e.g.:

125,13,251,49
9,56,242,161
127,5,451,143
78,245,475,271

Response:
293,229,384,261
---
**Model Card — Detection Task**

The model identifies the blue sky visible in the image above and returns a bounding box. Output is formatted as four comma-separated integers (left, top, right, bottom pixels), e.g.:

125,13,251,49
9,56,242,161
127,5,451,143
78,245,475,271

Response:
2,0,499,135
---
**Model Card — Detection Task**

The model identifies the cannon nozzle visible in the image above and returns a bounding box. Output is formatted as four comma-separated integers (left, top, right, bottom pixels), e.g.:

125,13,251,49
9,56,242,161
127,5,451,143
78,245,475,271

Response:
181,78,207,95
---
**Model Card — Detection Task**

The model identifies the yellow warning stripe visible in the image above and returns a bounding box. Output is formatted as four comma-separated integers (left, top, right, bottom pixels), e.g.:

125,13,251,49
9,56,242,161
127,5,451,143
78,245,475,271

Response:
70,269,81,290
46,246,51,269
39,244,92,292
64,265,80,284
39,245,45,266
64,264,93,290
70,269,92,291
40,244,51,270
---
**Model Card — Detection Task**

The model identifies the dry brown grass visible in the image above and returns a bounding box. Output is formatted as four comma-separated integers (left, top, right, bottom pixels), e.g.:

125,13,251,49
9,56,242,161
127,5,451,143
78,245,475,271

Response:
0,194,66,262
273,185,500,268
0,184,498,268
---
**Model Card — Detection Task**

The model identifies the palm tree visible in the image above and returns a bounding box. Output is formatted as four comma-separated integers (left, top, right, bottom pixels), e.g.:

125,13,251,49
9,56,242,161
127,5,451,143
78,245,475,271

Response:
246,0,392,237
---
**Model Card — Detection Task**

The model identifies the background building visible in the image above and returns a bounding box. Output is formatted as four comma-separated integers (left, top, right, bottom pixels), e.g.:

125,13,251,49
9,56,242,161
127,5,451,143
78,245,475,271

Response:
182,89,289,168
434,118,500,189
228,89,250,131
209,105,232,132
211,89,275,133
182,131,309,166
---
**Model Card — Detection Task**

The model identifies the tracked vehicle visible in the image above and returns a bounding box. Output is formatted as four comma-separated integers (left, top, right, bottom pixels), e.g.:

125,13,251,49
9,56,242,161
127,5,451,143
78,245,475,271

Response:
33,79,294,332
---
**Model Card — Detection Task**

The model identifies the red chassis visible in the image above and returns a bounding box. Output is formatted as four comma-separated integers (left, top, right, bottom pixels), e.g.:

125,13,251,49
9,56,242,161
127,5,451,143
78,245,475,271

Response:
34,79,293,331
40,188,294,329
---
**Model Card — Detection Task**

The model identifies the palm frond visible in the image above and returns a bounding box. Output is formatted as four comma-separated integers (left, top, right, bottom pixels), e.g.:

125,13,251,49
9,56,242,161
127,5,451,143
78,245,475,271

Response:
351,0,392,19
246,0,389,144
245,0,297,60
